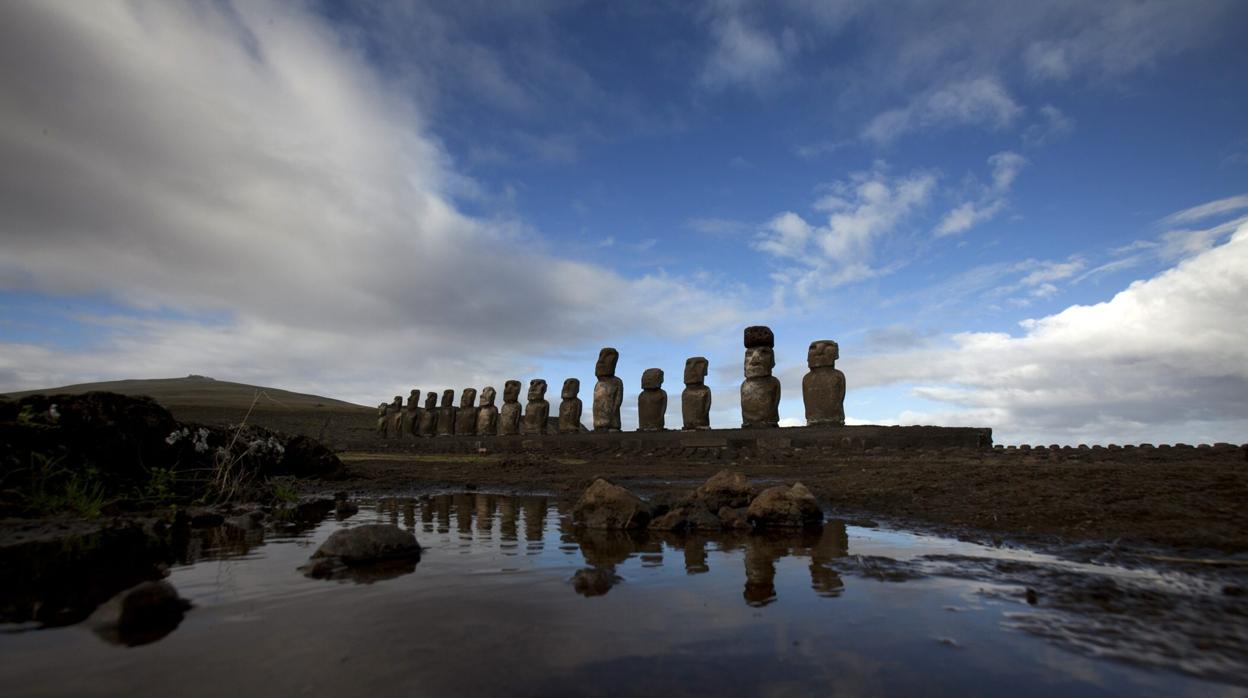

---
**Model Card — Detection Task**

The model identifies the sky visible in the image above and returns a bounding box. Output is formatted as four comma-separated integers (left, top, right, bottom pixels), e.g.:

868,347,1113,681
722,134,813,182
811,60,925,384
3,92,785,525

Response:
2,0,1247,444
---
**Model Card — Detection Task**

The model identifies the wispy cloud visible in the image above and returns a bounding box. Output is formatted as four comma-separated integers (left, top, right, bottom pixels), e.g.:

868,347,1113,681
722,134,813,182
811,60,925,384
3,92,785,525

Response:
862,77,1022,145
933,152,1026,237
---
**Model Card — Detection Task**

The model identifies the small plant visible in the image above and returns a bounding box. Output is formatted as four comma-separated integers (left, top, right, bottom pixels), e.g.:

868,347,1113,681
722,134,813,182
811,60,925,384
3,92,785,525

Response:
18,453,109,518
269,477,299,505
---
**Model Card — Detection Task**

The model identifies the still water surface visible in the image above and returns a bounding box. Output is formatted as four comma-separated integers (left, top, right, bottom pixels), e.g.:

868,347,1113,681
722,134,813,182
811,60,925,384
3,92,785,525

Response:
1,493,1244,697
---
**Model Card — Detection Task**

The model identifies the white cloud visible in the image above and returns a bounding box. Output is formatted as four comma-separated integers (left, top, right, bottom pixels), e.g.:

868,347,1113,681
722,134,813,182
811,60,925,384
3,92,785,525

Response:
700,6,793,92
0,1,746,399
845,223,1248,444
862,77,1022,145
1023,104,1076,146
1161,193,1248,226
933,152,1026,238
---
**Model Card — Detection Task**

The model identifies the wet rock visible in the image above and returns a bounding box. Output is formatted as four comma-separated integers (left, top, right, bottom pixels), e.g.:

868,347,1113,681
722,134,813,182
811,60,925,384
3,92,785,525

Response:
746,483,824,528
718,505,751,530
335,500,360,519
648,504,721,532
572,478,650,529
309,524,420,564
571,567,621,597
695,469,754,511
88,580,191,647
224,509,265,531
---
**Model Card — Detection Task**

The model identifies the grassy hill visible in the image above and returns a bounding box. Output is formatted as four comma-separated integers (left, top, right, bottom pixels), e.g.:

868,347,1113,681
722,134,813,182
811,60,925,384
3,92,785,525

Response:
5,376,374,445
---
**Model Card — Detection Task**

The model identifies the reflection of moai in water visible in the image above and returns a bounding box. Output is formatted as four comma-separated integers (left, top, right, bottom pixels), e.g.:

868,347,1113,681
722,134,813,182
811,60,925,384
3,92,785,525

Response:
741,326,781,428
376,402,390,437
388,395,404,437
436,389,457,436
499,380,522,436
592,348,624,432
803,340,846,427
522,379,550,435
558,378,583,434
475,386,499,435
404,389,422,437
637,368,667,431
681,356,712,430
418,392,438,437
455,388,478,435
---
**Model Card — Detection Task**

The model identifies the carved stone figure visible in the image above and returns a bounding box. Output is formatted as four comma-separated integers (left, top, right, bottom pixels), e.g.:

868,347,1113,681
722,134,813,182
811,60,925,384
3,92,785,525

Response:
455,388,478,435
741,326,780,428
499,380,522,436
389,396,404,437
681,356,712,430
418,392,438,437
405,389,422,437
592,347,623,432
476,386,499,435
558,378,583,434
803,340,846,426
436,389,457,436
637,368,667,431
523,379,550,435
376,402,389,437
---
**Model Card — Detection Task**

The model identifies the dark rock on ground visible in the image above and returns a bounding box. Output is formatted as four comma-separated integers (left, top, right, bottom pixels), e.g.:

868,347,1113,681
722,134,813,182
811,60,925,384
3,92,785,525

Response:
88,579,192,647
572,478,650,529
648,503,722,532
718,506,751,530
694,469,754,511
747,483,824,528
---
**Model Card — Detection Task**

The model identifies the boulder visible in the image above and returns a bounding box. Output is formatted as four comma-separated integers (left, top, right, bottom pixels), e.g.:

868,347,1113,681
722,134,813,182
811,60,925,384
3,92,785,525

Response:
309,524,420,564
648,504,722,532
746,483,824,528
88,580,192,647
695,470,754,511
572,479,650,529
718,505,751,530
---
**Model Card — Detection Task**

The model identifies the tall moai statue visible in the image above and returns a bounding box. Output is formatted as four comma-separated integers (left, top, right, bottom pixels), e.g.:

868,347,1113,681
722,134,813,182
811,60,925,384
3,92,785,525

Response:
436,389,458,436
741,325,781,428
523,379,550,435
376,402,390,437
637,368,667,431
476,386,499,435
389,396,404,438
592,347,623,432
405,389,422,438
455,388,479,435
418,391,438,437
681,357,712,430
558,378,583,434
499,380,523,436
803,340,846,426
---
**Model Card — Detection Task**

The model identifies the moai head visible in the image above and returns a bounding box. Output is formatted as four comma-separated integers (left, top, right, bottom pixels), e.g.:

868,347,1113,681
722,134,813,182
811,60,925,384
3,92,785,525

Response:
378,402,388,415
409,389,420,406
528,379,548,402
391,396,403,409
808,340,839,368
440,389,455,408
503,380,522,404
744,348,776,378
424,391,438,409
595,348,619,378
641,368,664,390
684,357,708,385
562,378,580,399
459,388,477,408
481,386,497,407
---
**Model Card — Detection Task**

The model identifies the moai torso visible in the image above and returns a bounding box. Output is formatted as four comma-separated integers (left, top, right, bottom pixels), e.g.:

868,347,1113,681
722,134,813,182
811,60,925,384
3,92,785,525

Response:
455,388,479,435
388,396,404,437
558,378,583,434
591,348,623,432
741,326,780,428
405,390,422,437
376,403,390,437
436,389,458,436
637,368,667,431
803,340,846,426
681,356,712,430
522,379,550,435
499,380,522,436
476,386,499,435
418,392,438,437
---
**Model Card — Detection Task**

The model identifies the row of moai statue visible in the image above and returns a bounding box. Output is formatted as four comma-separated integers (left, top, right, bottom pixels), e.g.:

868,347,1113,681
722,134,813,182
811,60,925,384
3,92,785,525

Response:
376,325,845,438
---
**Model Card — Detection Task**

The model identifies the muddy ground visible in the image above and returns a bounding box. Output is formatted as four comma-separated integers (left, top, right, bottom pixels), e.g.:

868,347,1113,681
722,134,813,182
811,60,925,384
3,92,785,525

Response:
323,447,1248,554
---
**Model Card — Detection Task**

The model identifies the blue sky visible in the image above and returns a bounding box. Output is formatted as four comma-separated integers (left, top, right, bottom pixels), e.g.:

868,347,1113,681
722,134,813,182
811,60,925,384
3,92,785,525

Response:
2,1,1247,444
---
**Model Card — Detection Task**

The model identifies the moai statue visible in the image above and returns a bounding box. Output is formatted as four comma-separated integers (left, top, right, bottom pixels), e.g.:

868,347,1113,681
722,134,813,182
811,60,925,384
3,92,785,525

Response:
499,380,523,436
389,396,404,437
418,392,438,437
592,347,623,432
637,368,667,431
376,402,390,437
476,386,499,435
455,388,478,435
803,340,846,426
558,378,583,434
405,389,422,437
681,357,712,430
522,379,550,435
436,389,458,436
741,325,781,428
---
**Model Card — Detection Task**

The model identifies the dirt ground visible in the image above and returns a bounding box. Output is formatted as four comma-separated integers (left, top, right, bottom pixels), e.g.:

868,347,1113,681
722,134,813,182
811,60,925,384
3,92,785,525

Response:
323,447,1248,554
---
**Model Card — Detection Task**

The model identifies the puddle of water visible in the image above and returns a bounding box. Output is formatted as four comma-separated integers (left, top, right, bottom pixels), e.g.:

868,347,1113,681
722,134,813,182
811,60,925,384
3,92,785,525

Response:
0,493,1244,697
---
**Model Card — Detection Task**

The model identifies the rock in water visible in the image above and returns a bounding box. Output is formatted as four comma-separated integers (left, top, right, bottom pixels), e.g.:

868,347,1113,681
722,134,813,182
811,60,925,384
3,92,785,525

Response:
572,478,650,529
310,524,421,563
746,483,824,528
89,580,192,647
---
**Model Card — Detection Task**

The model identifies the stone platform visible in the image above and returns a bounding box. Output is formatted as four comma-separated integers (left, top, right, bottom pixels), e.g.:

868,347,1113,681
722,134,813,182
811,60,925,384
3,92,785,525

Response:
347,424,993,456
